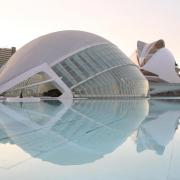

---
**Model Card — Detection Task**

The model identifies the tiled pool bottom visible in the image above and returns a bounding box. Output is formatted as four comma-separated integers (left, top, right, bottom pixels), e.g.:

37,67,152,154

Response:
0,99,180,180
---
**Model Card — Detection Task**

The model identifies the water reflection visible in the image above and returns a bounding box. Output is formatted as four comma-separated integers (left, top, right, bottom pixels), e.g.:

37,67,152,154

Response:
136,100,180,155
0,99,179,167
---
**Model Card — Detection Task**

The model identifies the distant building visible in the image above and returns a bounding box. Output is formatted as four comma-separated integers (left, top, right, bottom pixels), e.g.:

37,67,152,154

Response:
131,39,180,96
0,47,16,68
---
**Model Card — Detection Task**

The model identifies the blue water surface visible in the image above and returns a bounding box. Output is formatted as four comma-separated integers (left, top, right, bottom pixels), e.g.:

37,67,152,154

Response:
0,99,180,180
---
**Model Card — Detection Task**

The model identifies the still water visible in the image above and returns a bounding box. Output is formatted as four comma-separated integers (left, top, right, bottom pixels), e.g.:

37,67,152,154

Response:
0,99,180,180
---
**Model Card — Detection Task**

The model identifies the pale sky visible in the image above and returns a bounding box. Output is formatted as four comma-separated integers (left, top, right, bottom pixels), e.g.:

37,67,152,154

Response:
0,0,180,62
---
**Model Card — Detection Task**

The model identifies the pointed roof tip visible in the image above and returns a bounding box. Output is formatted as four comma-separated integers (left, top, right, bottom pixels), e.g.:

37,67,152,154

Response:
137,41,147,57
137,40,146,44
137,40,147,47
136,39,165,57
137,39,165,48
154,39,165,48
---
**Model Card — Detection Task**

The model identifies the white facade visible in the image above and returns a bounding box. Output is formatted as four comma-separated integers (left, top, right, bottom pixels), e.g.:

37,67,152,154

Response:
0,31,148,99
131,39,180,83
143,48,180,83
131,39,180,95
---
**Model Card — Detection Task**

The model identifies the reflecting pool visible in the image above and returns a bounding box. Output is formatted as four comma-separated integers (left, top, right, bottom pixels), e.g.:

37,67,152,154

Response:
0,99,180,180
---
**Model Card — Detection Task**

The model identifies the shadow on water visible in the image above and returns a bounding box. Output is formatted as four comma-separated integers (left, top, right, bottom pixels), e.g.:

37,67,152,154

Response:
0,99,179,166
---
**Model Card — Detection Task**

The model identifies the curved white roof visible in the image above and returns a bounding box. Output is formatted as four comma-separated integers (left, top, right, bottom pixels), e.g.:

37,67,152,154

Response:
137,40,165,66
143,48,180,83
0,31,110,85
131,39,180,83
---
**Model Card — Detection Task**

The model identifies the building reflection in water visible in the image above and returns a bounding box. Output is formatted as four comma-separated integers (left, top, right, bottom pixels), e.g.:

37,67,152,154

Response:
135,99,180,155
0,99,179,166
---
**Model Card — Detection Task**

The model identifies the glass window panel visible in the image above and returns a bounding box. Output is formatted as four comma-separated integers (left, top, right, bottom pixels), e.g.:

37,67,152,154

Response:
72,64,148,97
61,61,82,82
52,44,147,97
70,55,89,78
52,64,77,86
78,52,97,74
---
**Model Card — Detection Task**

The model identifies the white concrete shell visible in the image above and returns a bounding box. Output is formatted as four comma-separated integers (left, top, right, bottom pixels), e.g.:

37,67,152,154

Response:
143,48,180,83
0,31,109,86
0,30,148,99
0,31,109,100
131,39,180,83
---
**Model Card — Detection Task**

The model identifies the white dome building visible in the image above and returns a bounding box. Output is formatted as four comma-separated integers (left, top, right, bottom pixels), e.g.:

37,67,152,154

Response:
131,39,180,95
0,31,148,99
